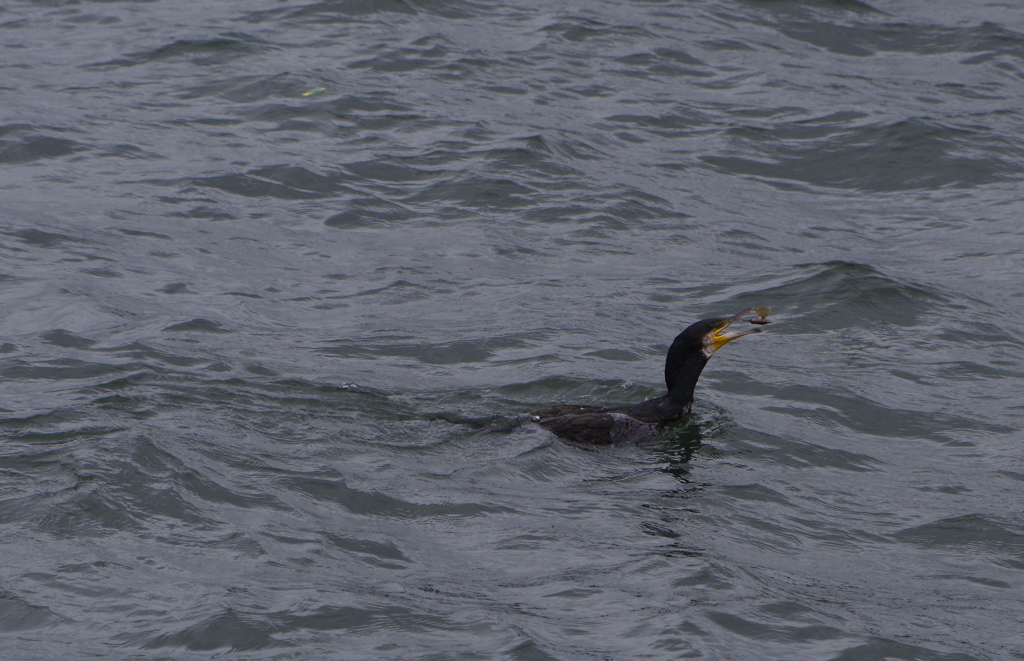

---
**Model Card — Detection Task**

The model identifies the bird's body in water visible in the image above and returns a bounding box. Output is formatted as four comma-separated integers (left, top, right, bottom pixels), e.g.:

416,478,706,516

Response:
524,307,769,445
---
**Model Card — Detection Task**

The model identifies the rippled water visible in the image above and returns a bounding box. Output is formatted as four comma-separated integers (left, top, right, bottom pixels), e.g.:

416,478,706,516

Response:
3,0,1024,659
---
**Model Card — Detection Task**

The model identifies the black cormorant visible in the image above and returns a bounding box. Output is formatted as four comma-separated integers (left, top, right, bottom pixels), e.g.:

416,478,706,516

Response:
529,307,768,444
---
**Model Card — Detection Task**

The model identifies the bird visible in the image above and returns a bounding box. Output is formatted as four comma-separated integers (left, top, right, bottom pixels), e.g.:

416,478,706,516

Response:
527,307,768,445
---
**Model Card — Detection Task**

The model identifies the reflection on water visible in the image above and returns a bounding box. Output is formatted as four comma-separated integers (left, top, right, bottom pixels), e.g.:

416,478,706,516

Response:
2,0,1023,658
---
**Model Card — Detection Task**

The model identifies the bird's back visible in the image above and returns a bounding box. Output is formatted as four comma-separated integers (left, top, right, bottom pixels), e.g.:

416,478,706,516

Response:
531,397,683,445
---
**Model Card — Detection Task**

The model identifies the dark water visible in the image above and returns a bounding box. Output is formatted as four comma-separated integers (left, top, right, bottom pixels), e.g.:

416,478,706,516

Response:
2,0,1024,658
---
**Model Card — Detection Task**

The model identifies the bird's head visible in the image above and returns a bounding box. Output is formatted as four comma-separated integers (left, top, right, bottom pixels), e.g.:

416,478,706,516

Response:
665,307,767,392
698,307,766,357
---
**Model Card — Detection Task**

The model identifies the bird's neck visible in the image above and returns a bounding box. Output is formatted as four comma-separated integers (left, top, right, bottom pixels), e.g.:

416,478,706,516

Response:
664,352,711,405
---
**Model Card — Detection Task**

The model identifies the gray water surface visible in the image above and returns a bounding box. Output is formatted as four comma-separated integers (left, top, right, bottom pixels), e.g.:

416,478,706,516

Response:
2,0,1024,659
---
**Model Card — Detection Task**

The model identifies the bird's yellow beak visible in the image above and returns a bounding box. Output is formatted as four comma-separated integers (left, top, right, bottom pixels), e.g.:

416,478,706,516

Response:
712,307,765,351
